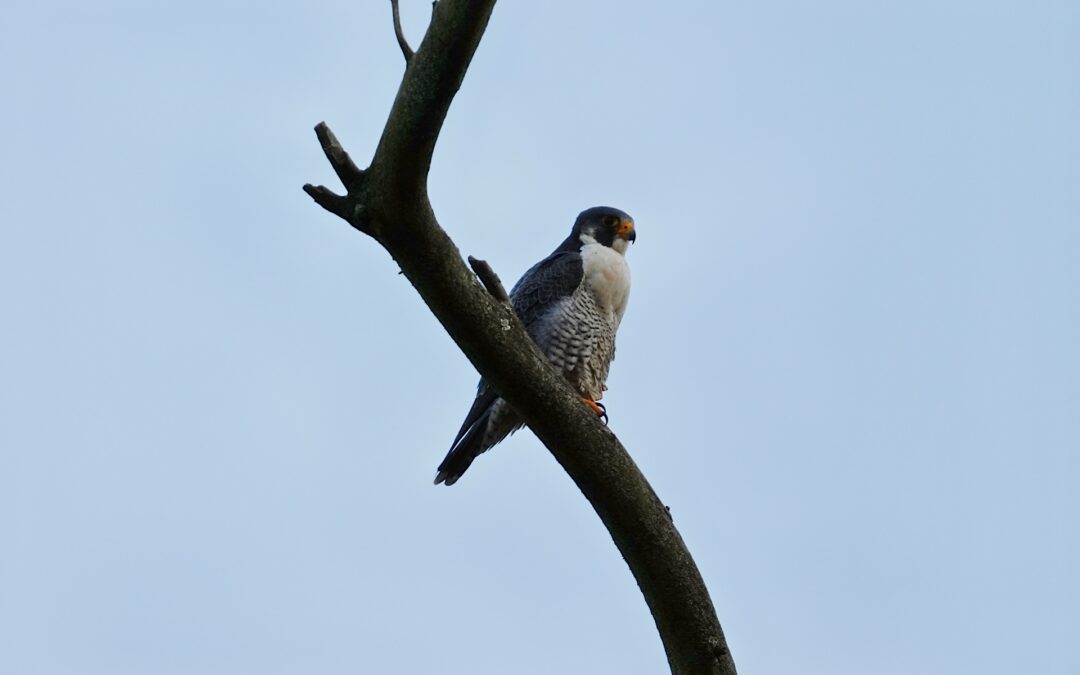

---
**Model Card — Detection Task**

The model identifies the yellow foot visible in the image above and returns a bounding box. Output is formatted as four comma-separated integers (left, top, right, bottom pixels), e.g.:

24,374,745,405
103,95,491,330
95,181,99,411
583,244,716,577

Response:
581,397,608,424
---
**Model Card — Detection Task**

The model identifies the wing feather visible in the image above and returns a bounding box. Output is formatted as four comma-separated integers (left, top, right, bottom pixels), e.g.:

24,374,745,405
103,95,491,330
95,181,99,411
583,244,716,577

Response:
510,251,584,335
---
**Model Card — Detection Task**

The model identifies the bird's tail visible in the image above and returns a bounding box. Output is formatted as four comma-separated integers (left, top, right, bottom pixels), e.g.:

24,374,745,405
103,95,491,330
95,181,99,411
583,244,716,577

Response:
434,411,491,486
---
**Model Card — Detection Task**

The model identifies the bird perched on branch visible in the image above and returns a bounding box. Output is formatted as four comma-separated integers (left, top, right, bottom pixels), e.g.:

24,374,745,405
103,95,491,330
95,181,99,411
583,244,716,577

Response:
435,206,637,485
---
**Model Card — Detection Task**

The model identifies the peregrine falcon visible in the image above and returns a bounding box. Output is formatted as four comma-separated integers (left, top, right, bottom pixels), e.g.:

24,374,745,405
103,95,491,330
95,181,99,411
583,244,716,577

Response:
435,206,636,485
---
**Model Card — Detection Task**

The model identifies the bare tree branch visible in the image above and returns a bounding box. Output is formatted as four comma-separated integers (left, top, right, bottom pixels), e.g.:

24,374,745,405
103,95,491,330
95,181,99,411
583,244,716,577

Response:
468,255,510,303
390,0,415,64
301,183,347,219
304,2,736,673
315,121,365,192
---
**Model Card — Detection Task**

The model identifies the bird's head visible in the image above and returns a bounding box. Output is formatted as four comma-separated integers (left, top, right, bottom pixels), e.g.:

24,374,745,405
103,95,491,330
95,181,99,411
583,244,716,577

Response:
573,206,636,254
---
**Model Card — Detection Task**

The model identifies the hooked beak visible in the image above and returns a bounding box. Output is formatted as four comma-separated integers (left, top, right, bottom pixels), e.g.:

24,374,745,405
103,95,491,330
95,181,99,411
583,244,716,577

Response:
617,219,637,243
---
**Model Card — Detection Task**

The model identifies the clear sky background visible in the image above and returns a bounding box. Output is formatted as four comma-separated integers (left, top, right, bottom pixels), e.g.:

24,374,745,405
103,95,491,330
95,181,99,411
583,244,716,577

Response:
1,1,1077,673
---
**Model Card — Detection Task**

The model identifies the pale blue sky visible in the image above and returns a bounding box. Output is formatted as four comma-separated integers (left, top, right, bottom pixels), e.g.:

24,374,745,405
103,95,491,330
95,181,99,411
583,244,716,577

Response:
1,1,1077,673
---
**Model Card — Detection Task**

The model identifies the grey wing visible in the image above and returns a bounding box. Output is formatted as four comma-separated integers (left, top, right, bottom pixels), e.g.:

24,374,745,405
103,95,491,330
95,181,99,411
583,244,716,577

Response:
447,382,498,450
510,251,585,339
513,250,607,379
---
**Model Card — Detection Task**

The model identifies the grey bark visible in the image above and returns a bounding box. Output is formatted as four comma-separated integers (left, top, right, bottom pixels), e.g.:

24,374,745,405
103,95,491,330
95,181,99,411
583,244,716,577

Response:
303,2,737,673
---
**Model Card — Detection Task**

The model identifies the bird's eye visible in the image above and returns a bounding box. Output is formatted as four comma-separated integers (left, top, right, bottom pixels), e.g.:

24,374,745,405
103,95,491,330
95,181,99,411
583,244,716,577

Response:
604,215,620,228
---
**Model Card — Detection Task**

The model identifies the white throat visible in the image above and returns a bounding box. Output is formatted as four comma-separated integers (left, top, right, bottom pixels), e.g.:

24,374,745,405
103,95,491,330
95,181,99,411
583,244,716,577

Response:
577,236,632,326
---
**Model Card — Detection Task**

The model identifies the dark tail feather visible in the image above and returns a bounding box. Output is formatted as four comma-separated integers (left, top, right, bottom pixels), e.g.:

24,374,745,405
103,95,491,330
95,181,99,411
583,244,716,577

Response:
434,411,490,486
